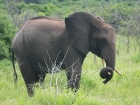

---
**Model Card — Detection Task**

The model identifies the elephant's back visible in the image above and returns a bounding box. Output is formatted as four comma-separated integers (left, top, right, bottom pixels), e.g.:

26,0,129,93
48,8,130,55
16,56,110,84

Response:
12,18,69,73
28,18,65,30
24,19,66,71
22,19,66,50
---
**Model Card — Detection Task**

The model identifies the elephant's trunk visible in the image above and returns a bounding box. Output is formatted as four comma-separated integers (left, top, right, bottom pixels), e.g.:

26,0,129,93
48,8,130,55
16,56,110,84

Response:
100,59,122,84
102,59,122,76
99,45,115,84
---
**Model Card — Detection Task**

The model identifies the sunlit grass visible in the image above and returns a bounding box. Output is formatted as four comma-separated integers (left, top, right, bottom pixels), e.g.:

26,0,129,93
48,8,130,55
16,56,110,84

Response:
0,35,140,105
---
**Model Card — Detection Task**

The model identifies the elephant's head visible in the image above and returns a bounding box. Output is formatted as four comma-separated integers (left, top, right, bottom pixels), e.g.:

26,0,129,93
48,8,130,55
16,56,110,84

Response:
65,12,121,84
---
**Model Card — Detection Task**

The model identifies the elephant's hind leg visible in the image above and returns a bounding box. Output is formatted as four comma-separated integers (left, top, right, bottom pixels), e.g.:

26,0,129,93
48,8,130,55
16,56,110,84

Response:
17,58,37,96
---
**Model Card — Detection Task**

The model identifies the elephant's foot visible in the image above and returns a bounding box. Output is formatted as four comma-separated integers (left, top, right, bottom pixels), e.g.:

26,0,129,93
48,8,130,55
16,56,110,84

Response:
26,84,35,97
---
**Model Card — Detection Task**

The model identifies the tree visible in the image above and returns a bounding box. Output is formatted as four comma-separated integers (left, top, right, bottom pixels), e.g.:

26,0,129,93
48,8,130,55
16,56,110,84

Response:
24,0,46,4
0,9,17,60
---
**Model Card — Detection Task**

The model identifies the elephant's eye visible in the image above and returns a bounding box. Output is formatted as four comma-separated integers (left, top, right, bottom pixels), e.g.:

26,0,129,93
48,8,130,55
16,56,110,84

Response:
101,37,108,44
97,37,108,47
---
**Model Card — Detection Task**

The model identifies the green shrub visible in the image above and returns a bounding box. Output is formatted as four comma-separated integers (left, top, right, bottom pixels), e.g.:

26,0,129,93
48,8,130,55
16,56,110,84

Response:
0,10,17,60
0,40,9,59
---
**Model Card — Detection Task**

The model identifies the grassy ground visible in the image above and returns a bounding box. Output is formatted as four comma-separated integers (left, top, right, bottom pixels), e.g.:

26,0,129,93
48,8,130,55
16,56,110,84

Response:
0,35,140,105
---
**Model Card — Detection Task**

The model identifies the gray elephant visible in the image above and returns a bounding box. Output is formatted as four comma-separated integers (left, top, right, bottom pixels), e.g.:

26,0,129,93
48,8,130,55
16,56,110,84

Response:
11,12,121,96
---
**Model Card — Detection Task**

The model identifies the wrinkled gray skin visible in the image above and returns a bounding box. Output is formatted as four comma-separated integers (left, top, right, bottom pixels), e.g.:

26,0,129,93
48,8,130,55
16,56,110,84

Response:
12,12,116,96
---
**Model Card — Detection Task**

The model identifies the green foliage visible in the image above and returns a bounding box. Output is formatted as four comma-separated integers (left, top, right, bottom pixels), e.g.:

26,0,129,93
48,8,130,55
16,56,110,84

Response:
131,54,140,63
0,0,4,3
17,3,58,16
44,3,58,16
0,41,9,59
24,0,46,4
93,2,138,32
0,9,17,60
1,0,140,59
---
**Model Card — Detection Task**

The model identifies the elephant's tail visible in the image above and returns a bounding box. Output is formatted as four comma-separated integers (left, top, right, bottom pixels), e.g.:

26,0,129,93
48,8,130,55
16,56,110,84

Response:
11,48,18,84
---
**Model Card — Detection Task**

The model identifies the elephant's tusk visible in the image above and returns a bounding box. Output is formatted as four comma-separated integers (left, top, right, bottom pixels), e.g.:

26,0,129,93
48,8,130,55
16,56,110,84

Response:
102,59,122,76
114,68,122,76
108,72,111,75
102,59,106,67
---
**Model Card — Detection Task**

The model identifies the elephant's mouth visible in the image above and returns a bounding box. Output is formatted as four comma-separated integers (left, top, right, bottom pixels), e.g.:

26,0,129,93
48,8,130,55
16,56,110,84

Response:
100,59,122,84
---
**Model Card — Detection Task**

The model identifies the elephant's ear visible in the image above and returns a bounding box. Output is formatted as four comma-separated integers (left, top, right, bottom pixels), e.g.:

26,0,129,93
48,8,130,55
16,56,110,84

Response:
65,12,91,55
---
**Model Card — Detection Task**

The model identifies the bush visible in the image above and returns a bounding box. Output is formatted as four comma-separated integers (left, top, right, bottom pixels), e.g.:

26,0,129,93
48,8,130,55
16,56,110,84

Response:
0,9,17,60
0,40,9,59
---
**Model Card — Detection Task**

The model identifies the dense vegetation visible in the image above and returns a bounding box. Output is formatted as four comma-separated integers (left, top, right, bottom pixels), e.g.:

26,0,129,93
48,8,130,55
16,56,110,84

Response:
0,0,140,104
0,0,140,60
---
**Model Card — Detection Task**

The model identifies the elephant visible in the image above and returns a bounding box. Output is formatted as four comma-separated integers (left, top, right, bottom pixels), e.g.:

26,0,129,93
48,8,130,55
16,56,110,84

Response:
11,12,122,96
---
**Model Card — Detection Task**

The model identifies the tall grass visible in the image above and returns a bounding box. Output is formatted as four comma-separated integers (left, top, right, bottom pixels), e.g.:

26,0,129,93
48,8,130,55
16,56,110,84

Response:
0,35,140,105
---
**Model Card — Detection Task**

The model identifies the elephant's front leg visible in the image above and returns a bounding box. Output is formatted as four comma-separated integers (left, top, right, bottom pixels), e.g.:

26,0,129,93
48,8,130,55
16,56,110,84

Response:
63,47,85,91
65,61,82,92
65,57,82,91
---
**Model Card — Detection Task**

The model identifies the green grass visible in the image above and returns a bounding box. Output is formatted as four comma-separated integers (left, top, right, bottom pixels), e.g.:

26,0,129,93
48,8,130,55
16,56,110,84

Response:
0,35,140,105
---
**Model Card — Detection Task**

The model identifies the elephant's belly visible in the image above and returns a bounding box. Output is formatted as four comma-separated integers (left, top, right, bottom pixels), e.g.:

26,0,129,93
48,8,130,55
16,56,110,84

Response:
29,51,65,74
